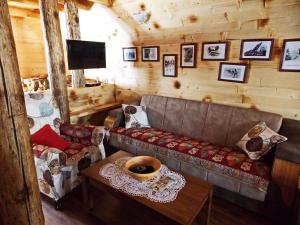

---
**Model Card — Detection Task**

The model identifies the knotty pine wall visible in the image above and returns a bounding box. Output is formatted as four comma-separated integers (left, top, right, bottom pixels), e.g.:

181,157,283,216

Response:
9,7,47,78
109,0,300,120
8,0,300,120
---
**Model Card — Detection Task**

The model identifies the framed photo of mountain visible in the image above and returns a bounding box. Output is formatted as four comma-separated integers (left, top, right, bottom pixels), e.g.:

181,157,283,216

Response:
218,63,247,83
280,39,300,72
240,39,274,60
201,42,229,61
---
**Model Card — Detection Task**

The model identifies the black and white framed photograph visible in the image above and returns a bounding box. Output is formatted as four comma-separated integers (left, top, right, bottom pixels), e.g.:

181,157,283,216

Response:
180,43,197,67
201,42,228,61
218,63,247,83
280,39,300,72
123,47,138,61
240,39,274,60
163,54,177,77
142,46,159,61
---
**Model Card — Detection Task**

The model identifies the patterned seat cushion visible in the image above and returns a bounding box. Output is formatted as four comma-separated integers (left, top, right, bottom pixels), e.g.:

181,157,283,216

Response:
110,127,271,192
33,142,99,166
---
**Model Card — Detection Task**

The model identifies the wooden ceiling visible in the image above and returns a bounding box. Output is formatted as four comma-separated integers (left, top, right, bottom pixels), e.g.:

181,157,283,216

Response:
109,0,300,45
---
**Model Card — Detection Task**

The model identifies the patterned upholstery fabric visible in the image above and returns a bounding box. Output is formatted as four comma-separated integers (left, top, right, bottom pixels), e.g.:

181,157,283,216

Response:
33,143,100,201
60,123,104,146
110,127,271,193
25,92,61,134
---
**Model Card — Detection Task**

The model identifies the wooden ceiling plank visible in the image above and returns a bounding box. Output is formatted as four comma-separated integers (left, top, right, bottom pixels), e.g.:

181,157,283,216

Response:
7,0,94,11
88,0,114,7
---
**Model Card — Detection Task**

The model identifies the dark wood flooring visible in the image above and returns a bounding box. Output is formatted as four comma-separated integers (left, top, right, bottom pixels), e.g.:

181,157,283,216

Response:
42,188,273,225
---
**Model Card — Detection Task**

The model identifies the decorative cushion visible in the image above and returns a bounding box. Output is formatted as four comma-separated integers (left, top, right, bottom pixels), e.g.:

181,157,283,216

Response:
110,127,271,192
236,122,287,160
31,124,71,150
122,104,150,129
60,124,94,146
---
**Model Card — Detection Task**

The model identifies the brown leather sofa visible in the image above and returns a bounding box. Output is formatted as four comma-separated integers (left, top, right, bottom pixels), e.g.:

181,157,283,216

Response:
107,95,300,210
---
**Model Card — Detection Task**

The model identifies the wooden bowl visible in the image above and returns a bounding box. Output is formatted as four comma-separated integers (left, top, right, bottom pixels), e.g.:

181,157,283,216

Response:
124,156,161,182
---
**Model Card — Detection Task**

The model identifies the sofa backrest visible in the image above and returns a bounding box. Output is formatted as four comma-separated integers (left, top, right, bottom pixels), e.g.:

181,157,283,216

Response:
24,92,61,134
140,95,283,148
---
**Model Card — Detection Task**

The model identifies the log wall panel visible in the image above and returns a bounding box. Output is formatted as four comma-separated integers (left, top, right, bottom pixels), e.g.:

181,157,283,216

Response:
110,0,300,120
8,0,300,120
68,84,116,112
9,9,47,78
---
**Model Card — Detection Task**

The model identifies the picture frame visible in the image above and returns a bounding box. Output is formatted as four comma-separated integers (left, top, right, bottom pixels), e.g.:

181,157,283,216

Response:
218,62,247,83
279,38,300,72
142,46,160,61
163,54,177,77
180,43,197,67
240,39,274,60
123,47,138,61
201,41,229,61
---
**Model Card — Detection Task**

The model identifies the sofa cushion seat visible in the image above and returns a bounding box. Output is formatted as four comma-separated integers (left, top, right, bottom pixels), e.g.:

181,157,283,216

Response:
33,142,99,166
110,127,271,197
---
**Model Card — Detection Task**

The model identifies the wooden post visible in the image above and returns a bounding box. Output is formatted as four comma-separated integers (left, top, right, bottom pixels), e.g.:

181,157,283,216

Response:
39,0,70,123
0,1,44,225
64,0,85,88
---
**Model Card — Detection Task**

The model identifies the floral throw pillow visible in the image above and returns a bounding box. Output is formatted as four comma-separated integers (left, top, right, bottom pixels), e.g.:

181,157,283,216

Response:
122,104,151,129
236,122,287,160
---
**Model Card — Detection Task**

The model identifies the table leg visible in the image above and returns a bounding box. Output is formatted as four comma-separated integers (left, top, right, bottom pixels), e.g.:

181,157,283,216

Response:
82,176,94,212
205,190,213,225
197,190,213,225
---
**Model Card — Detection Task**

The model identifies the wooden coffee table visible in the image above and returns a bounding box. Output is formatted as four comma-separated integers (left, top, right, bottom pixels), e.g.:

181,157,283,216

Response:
82,151,213,225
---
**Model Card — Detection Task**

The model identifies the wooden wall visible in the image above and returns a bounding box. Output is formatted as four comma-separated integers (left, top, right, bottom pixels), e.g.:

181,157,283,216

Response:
9,7,47,78
109,0,300,120
8,0,300,120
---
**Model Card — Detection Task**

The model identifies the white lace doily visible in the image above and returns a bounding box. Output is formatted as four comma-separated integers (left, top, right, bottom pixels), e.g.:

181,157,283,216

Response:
99,157,186,203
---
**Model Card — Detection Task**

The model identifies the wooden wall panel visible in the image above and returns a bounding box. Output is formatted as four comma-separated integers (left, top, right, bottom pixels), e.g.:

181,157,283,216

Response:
9,8,47,78
110,0,300,120
68,84,116,113
8,0,300,120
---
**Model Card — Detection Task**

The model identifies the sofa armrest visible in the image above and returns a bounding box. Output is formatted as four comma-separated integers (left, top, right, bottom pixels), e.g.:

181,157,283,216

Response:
105,107,124,128
59,123,103,146
276,118,300,164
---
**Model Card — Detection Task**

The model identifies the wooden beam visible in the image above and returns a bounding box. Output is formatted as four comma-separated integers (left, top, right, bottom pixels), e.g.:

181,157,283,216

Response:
8,0,94,11
39,0,70,123
64,0,85,88
9,6,40,18
8,0,64,11
0,1,44,225
89,0,114,7
73,0,94,10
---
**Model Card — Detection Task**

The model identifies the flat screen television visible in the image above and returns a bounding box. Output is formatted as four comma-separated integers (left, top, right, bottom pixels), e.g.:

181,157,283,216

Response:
66,40,106,70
